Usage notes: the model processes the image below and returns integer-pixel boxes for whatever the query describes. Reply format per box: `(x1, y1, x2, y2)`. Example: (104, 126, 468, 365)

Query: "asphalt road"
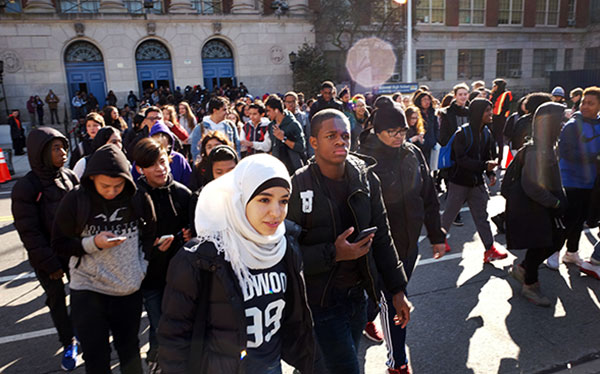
(0, 159, 599, 374)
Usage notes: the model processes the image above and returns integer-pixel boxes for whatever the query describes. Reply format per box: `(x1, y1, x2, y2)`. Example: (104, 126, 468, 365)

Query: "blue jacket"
(559, 112, 600, 189)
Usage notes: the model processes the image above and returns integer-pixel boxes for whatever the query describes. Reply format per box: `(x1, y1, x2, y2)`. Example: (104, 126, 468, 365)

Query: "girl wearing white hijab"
(158, 154, 315, 374)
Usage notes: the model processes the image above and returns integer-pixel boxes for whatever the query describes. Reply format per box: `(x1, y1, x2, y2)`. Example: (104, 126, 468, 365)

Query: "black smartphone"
(354, 227, 377, 243)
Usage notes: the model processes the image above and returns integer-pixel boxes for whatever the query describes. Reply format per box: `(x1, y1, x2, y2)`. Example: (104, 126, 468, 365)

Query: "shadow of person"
(504, 253, 600, 374)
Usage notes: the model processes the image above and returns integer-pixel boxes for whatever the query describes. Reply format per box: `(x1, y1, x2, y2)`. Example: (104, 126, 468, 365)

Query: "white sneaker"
(563, 251, 583, 266)
(545, 251, 560, 270)
(580, 261, 600, 280)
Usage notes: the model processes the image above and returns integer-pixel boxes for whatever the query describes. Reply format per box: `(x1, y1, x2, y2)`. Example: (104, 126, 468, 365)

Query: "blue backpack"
(438, 124, 488, 169)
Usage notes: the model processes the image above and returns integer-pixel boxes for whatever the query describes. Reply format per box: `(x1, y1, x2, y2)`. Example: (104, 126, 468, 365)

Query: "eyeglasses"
(385, 129, 407, 137)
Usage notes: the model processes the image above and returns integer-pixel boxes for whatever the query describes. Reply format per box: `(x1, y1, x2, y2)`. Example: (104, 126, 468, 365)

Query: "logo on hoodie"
(94, 207, 127, 223)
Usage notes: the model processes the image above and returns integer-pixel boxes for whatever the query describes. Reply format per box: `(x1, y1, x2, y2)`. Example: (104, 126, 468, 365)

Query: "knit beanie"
(372, 100, 408, 133)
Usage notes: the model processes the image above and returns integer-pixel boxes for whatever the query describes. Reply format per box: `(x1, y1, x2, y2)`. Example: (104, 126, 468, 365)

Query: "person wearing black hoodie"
(132, 137, 192, 372)
(52, 144, 156, 374)
(441, 98, 508, 263)
(359, 101, 446, 373)
(11, 127, 80, 371)
(308, 81, 344, 121)
(506, 102, 567, 307)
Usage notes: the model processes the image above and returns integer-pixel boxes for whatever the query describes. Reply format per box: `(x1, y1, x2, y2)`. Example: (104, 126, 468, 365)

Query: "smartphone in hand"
(354, 227, 377, 243)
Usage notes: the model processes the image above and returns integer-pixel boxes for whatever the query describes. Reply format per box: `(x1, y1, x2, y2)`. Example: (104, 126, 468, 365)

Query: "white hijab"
(190, 153, 291, 288)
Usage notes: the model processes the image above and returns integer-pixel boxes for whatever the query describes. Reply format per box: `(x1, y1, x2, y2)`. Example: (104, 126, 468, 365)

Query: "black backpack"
(500, 144, 529, 199)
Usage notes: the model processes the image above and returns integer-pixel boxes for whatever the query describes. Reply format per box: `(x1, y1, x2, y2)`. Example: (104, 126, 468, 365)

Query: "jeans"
(311, 286, 367, 374)
(442, 182, 494, 250)
(34, 268, 74, 348)
(141, 287, 164, 360)
(71, 289, 143, 374)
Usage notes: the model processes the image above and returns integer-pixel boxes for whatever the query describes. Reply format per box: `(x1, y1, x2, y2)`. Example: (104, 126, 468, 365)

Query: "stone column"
(169, 0, 194, 13)
(288, 0, 308, 15)
(99, 0, 127, 13)
(23, 0, 55, 13)
(231, 0, 259, 13)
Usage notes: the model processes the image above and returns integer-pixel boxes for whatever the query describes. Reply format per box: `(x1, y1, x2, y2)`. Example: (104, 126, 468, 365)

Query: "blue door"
(136, 59, 174, 94)
(65, 62, 107, 116)
(136, 40, 174, 96)
(202, 39, 236, 92)
(202, 59, 236, 92)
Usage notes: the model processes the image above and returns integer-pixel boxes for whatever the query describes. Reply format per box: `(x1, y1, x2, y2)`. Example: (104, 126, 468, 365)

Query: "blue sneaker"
(61, 342, 78, 371)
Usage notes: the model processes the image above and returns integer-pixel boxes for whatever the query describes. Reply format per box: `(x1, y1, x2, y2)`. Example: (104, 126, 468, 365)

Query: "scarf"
(190, 153, 291, 288)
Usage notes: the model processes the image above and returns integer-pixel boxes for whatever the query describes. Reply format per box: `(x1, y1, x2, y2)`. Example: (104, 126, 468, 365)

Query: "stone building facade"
(0, 0, 315, 118)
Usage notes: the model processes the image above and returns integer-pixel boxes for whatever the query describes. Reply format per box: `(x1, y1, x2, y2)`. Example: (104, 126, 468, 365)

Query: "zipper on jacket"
(312, 166, 340, 308)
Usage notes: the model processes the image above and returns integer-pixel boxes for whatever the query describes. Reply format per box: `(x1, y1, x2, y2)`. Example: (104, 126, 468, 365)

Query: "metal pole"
(406, 0, 413, 82)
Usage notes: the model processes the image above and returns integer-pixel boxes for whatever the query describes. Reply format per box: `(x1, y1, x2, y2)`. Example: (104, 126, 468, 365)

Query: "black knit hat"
(372, 100, 408, 133)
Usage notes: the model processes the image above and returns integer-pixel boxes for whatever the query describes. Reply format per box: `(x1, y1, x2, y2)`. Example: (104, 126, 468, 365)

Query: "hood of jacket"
(149, 121, 174, 154)
(468, 98, 492, 133)
(81, 144, 136, 196)
(532, 102, 566, 149)
(26, 127, 69, 180)
(91, 126, 120, 153)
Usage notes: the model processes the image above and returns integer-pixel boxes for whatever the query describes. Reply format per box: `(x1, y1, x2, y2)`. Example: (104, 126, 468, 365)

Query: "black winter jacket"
(359, 133, 445, 263)
(308, 95, 343, 121)
(506, 103, 567, 250)
(157, 221, 315, 374)
(449, 101, 496, 187)
(509, 114, 532, 150)
(287, 154, 408, 307)
(439, 101, 469, 146)
(12, 127, 79, 275)
(137, 175, 192, 289)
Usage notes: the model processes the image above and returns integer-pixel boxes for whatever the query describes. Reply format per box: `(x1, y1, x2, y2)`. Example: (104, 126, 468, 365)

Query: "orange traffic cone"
(0, 148, 12, 183)
(504, 149, 514, 169)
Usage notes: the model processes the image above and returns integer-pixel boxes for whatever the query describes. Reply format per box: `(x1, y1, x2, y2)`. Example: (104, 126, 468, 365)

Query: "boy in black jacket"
(52, 144, 156, 374)
(12, 127, 79, 371)
(287, 109, 411, 374)
(132, 137, 192, 371)
(441, 98, 507, 263)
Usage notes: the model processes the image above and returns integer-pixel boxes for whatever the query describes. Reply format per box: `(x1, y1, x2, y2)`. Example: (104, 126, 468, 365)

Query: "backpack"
(438, 124, 488, 170)
(500, 144, 529, 199)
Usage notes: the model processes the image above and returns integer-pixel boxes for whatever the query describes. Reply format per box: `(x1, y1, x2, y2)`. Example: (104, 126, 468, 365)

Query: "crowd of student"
(9, 78, 600, 374)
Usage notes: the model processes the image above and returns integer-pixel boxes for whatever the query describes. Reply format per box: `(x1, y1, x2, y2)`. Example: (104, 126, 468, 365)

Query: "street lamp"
(393, 0, 413, 82)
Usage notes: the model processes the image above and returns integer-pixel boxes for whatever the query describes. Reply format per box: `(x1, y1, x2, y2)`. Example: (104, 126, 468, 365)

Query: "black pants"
(563, 188, 592, 253)
(50, 108, 59, 124)
(492, 116, 505, 166)
(71, 289, 143, 374)
(522, 225, 565, 285)
(34, 268, 74, 348)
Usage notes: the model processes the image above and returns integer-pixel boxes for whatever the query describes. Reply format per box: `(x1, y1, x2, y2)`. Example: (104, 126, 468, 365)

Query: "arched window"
(202, 40, 233, 59)
(64, 41, 103, 63)
(136, 40, 170, 61)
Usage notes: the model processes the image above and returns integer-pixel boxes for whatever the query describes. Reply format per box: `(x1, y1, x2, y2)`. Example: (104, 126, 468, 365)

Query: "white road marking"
(0, 328, 56, 345)
(0, 272, 36, 283)
(0, 312, 148, 345)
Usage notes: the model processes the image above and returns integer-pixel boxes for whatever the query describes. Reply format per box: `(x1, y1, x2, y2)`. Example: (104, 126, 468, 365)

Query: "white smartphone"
(107, 236, 127, 242)
(157, 234, 174, 245)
